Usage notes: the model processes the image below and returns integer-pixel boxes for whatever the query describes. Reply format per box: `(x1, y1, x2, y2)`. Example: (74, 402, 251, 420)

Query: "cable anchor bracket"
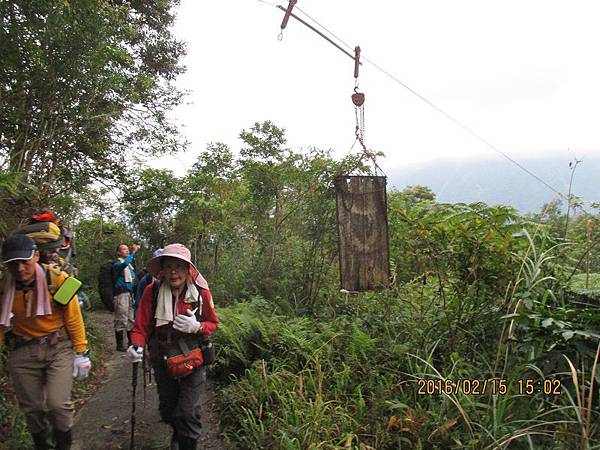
(278, 0, 298, 40)
(351, 46, 365, 106)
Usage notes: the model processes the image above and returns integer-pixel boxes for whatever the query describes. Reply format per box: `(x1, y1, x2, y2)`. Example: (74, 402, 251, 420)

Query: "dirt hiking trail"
(72, 310, 224, 450)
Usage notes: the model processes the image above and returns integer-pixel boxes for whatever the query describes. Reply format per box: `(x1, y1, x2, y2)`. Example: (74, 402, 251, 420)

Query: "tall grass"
(210, 223, 600, 449)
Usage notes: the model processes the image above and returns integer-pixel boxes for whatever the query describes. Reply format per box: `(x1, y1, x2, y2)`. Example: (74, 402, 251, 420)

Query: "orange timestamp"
(416, 378, 562, 396)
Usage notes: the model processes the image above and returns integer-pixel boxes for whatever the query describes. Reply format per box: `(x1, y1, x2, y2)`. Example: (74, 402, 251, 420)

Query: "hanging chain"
(349, 48, 385, 177)
(360, 102, 365, 146)
(353, 91, 372, 167)
(353, 80, 366, 151)
(356, 106, 366, 150)
(352, 90, 384, 177)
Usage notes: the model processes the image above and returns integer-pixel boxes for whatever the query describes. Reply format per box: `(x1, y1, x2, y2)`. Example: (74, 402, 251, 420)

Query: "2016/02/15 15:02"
(416, 378, 562, 395)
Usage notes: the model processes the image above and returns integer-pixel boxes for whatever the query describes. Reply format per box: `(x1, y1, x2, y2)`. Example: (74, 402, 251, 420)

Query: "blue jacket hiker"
(112, 243, 140, 351)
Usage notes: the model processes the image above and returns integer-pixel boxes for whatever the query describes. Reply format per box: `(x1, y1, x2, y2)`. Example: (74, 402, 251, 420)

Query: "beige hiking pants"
(113, 292, 134, 332)
(8, 338, 75, 433)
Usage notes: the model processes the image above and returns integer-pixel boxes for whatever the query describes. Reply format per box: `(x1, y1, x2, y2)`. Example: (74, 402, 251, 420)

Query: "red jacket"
(131, 280, 219, 348)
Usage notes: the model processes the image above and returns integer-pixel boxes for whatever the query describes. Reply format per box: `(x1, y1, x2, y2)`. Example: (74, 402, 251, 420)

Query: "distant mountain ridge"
(389, 155, 599, 213)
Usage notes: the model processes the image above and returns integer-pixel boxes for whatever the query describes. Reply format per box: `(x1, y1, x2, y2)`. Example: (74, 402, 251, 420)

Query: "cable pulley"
(352, 87, 365, 107)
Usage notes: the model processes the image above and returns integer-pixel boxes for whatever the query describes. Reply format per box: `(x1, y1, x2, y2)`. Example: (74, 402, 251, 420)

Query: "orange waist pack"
(163, 338, 203, 378)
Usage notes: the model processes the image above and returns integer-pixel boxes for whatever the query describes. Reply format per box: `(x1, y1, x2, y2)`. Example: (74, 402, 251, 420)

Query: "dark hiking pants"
(151, 360, 203, 440)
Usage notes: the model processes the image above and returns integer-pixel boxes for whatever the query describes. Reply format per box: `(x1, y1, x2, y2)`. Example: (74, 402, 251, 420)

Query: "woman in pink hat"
(128, 243, 219, 450)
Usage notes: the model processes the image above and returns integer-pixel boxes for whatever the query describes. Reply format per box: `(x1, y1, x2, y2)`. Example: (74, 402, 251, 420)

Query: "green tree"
(121, 168, 183, 249)
(173, 143, 249, 299)
(399, 184, 436, 203)
(0, 0, 186, 222)
(237, 122, 298, 298)
(72, 217, 135, 300)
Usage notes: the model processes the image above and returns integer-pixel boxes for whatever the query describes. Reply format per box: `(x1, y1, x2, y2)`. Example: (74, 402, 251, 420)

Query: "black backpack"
(133, 268, 148, 298)
(97, 261, 116, 312)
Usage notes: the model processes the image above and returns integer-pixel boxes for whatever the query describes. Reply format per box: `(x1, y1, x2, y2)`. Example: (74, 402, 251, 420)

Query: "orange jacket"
(0, 264, 87, 353)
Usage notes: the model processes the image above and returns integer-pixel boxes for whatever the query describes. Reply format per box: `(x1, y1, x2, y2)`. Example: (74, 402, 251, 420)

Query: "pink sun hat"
(146, 243, 208, 290)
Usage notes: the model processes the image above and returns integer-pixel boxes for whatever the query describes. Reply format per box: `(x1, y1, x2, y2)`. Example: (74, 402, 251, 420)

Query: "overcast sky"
(150, 0, 600, 181)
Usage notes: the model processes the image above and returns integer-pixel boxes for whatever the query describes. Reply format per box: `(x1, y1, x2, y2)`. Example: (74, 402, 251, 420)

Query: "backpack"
(133, 268, 148, 299)
(44, 263, 64, 295)
(97, 261, 116, 312)
(16, 221, 64, 252)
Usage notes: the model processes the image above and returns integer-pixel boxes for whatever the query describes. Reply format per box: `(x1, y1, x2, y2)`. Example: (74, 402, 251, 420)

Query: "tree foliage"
(109, 121, 366, 306)
(0, 0, 186, 223)
(121, 168, 182, 249)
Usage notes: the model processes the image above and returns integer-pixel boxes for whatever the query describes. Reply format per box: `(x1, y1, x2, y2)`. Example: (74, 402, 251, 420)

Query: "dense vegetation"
(4, 118, 599, 449)
(1, 2, 599, 449)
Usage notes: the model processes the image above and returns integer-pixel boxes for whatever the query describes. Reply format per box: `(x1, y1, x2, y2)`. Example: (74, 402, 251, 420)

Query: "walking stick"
(147, 347, 153, 385)
(142, 355, 147, 407)
(130, 362, 139, 450)
(148, 354, 153, 385)
(143, 346, 152, 406)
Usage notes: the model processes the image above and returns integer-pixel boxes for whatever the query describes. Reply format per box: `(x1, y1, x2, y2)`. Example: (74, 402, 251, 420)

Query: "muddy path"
(72, 310, 224, 450)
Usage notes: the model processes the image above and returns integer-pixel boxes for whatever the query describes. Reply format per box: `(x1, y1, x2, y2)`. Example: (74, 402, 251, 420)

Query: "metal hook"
(278, 31, 284, 41)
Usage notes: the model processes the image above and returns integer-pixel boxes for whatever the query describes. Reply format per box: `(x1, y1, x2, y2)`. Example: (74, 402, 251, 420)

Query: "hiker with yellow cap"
(0, 234, 90, 450)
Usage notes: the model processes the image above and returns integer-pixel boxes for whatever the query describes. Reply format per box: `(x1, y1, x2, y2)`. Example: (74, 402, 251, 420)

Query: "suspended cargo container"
(334, 175, 390, 291)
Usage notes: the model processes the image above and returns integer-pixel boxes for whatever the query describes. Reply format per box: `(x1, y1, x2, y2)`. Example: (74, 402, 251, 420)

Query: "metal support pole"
(276, 5, 362, 64)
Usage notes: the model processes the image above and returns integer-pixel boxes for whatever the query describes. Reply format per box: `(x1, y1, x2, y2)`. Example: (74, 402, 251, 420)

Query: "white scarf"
(118, 258, 133, 283)
(0, 264, 53, 327)
(154, 280, 201, 326)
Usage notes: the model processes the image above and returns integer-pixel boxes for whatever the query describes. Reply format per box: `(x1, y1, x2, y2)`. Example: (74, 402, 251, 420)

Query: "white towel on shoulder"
(118, 258, 133, 283)
(154, 280, 200, 327)
(0, 265, 53, 327)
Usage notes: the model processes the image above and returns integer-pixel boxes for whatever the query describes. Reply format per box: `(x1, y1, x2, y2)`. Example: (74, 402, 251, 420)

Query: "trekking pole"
(142, 352, 147, 407)
(144, 346, 152, 383)
(146, 347, 153, 385)
(130, 362, 139, 450)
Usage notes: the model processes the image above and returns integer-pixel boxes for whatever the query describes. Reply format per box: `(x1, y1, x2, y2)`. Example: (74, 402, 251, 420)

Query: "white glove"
(127, 345, 144, 364)
(73, 354, 91, 380)
(173, 309, 202, 334)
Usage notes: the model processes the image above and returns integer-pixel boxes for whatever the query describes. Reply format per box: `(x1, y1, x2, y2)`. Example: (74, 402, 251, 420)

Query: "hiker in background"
(58, 224, 76, 270)
(0, 235, 91, 450)
(127, 243, 219, 450)
(112, 243, 140, 351)
(133, 248, 163, 318)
